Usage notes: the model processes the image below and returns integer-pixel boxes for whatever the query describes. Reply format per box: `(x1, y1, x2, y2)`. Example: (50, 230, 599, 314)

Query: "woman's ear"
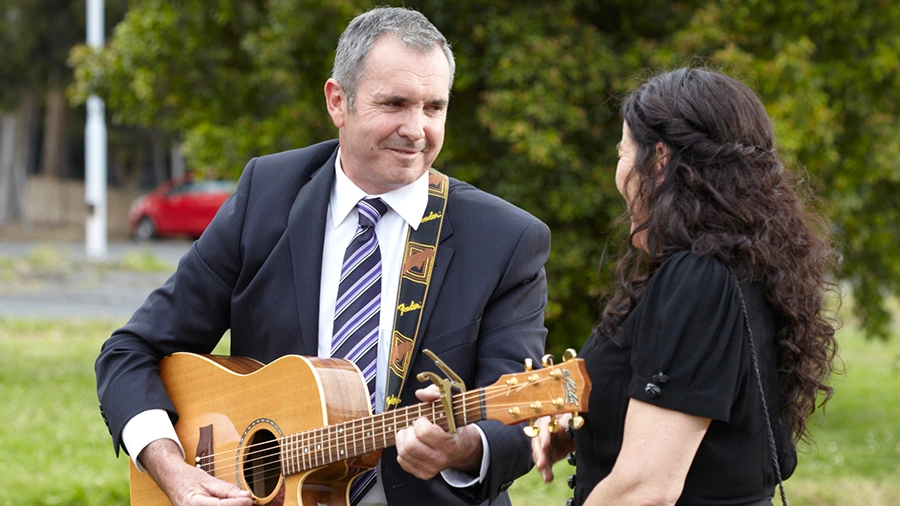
(653, 142, 671, 172)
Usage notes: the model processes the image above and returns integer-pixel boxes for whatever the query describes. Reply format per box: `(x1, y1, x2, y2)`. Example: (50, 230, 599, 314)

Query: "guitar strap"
(383, 169, 449, 410)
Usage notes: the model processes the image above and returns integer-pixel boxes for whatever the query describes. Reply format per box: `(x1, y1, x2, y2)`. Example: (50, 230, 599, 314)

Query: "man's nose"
(397, 108, 426, 141)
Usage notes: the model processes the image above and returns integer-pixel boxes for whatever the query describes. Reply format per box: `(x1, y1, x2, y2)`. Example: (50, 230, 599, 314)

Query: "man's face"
(325, 35, 451, 195)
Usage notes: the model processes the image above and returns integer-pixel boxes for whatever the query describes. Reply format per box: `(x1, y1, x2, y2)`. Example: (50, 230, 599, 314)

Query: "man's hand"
(139, 438, 253, 506)
(394, 385, 484, 480)
(530, 413, 575, 483)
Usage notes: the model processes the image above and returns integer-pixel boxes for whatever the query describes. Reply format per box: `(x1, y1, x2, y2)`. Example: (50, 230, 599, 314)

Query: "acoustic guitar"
(129, 352, 590, 505)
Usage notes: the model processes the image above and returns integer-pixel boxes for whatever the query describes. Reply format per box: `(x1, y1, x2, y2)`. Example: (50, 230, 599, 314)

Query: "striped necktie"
(331, 197, 387, 505)
(332, 197, 388, 408)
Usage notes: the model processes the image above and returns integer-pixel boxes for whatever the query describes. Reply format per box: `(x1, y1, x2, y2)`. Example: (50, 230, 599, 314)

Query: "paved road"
(0, 239, 193, 321)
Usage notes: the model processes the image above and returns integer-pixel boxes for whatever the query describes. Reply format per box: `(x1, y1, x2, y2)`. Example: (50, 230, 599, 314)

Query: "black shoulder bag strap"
(729, 268, 788, 506)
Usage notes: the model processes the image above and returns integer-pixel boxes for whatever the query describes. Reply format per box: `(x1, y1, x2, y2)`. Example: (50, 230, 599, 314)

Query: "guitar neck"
(280, 389, 484, 475)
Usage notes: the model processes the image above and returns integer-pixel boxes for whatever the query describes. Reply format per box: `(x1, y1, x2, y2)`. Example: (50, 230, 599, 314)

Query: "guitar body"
(129, 353, 380, 506)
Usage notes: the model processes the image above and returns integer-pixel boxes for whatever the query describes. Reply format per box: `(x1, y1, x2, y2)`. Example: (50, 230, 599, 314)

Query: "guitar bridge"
(195, 424, 214, 475)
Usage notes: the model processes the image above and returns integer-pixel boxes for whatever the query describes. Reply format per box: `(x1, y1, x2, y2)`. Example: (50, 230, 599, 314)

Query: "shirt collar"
(330, 146, 429, 230)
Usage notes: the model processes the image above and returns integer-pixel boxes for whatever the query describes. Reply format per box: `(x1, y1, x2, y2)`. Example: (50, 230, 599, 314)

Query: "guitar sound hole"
(243, 428, 282, 497)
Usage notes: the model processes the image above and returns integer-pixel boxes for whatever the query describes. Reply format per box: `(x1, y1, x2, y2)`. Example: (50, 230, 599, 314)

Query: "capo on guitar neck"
(416, 349, 466, 433)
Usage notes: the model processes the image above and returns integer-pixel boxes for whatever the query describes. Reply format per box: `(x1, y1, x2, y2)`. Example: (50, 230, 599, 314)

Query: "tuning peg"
(562, 349, 577, 362)
(541, 354, 555, 368)
(568, 414, 584, 430)
(523, 419, 540, 438)
(524, 358, 533, 372)
(549, 415, 559, 433)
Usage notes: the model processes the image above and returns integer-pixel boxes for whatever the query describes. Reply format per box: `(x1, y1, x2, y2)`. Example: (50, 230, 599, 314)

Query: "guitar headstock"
(482, 349, 590, 437)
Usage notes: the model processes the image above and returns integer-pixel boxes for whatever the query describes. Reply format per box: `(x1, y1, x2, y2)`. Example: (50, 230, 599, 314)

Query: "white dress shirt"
(121, 148, 489, 504)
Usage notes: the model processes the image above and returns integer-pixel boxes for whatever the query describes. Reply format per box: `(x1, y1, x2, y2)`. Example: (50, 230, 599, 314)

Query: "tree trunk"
(40, 85, 69, 178)
(40, 83, 71, 224)
(0, 92, 37, 228)
(150, 128, 168, 185)
(170, 140, 186, 179)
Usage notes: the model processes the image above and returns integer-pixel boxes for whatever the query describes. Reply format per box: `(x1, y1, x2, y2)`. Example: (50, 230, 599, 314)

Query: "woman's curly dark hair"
(598, 68, 840, 444)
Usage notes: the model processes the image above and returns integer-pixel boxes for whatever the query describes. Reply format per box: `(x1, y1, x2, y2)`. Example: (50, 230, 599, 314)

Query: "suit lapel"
(288, 148, 338, 355)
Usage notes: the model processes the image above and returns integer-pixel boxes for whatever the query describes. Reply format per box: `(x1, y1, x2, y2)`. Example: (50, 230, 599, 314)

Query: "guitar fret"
(291, 432, 297, 474)
(287, 433, 295, 475)
(352, 419, 359, 457)
(360, 419, 366, 454)
(311, 429, 316, 468)
(337, 424, 344, 461)
(296, 433, 301, 473)
(281, 435, 289, 476)
(296, 432, 301, 472)
(478, 388, 487, 420)
(462, 393, 467, 426)
(315, 428, 321, 468)
(302, 430, 309, 471)
(327, 425, 333, 465)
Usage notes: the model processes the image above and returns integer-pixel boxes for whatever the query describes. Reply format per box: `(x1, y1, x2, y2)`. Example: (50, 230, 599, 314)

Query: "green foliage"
(69, 0, 360, 178)
(69, 1, 900, 348)
(0, 0, 43, 109)
(1, 0, 127, 110)
(657, 0, 900, 340)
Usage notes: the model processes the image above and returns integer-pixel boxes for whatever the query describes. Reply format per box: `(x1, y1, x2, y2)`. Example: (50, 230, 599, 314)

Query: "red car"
(128, 174, 237, 240)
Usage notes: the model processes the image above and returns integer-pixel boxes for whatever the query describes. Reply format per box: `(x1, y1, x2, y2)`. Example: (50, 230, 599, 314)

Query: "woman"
(533, 68, 839, 505)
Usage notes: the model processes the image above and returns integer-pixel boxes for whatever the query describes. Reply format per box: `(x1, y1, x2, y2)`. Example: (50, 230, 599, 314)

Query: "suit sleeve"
(94, 158, 257, 455)
(456, 219, 551, 503)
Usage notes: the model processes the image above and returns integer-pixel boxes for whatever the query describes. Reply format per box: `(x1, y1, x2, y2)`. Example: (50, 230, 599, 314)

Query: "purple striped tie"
(332, 197, 386, 505)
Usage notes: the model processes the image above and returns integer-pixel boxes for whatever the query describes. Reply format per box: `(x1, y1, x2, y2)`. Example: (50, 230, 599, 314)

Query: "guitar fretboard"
(280, 389, 485, 475)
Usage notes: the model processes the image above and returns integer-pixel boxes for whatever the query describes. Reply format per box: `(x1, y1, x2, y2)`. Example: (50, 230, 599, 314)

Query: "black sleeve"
(627, 251, 744, 422)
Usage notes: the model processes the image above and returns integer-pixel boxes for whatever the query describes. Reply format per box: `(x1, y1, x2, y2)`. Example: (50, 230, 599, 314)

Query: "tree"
(0, 1, 42, 226)
(656, 0, 900, 339)
(70, 0, 358, 179)
(0, 0, 129, 228)
(71, 0, 900, 349)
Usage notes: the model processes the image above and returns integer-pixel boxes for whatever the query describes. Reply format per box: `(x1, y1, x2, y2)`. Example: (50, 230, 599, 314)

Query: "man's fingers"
(414, 384, 442, 402)
(203, 477, 252, 500)
(395, 417, 451, 479)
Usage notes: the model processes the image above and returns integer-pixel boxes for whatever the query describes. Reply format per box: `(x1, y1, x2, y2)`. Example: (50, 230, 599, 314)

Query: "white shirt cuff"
(440, 424, 490, 487)
(121, 409, 184, 473)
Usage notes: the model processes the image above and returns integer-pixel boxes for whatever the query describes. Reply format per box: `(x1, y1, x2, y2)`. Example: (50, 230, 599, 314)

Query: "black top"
(572, 251, 796, 505)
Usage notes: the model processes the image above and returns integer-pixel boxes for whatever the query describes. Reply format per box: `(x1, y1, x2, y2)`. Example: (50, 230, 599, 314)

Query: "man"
(96, 6, 549, 506)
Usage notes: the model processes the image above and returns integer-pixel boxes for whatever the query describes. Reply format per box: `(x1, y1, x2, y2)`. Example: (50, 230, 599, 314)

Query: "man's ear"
(653, 142, 671, 172)
(324, 78, 347, 128)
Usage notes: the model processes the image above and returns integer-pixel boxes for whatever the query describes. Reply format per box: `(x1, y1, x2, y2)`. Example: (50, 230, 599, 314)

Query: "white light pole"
(85, 0, 107, 260)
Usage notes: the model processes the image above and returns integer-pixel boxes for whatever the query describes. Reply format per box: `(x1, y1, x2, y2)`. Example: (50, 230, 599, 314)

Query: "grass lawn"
(0, 319, 898, 505)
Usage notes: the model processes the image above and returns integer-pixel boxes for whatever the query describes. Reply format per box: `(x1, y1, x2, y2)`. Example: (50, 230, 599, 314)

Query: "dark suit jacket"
(96, 139, 550, 505)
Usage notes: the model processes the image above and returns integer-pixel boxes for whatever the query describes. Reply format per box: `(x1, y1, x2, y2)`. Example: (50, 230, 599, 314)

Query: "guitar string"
(217, 389, 577, 482)
(199, 389, 481, 475)
(196, 374, 578, 480)
(200, 375, 575, 479)
(208, 376, 576, 482)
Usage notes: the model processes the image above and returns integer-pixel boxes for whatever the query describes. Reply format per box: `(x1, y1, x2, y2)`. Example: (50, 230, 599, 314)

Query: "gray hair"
(332, 6, 455, 110)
